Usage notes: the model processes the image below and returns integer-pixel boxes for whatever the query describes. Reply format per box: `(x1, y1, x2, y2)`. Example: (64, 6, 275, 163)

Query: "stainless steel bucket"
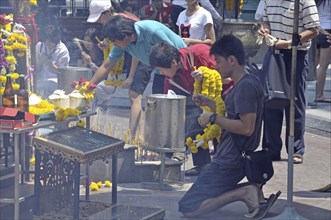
(57, 67, 93, 94)
(144, 94, 186, 151)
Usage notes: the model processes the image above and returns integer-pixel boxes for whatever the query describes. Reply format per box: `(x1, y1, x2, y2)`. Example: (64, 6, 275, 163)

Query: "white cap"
(87, 0, 112, 23)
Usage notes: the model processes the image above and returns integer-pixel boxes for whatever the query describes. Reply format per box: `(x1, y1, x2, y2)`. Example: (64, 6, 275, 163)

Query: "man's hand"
(182, 38, 192, 45)
(121, 77, 133, 89)
(258, 27, 270, 36)
(193, 94, 215, 110)
(98, 40, 110, 50)
(327, 33, 331, 47)
(199, 111, 213, 127)
(191, 69, 203, 80)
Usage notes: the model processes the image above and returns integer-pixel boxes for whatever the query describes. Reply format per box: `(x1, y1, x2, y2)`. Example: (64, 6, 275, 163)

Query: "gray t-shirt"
(212, 74, 264, 169)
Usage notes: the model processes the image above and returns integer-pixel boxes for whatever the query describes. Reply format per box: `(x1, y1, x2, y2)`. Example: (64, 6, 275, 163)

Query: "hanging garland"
(186, 66, 225, 153)
(103, 40, 125, 87)
(0, 14, 30, 95)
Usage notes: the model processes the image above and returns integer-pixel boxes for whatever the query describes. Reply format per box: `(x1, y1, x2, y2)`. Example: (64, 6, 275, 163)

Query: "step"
(0, 165, 15, 190)
(0, 182, 34, 219)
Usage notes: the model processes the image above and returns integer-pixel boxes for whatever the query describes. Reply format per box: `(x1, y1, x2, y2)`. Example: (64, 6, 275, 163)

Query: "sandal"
(185, 166, 203, 176)
(293, 156, 303, 164)
(171, 152, 187, 162)
(315, 97, 331, 103)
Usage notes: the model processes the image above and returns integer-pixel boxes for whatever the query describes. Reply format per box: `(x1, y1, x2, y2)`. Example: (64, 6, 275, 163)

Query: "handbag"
(247, 48, 290, 109)
(242, 149, 274, 185)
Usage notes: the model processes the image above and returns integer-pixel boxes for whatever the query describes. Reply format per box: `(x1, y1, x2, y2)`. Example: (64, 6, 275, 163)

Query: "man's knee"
(129, 90, 141, 101)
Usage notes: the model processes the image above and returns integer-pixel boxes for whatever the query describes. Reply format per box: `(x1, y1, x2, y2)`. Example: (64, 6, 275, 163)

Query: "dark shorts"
(129, 62, 152, 95)
(178, 162, 245, 213)
(316, 30, 331, 49)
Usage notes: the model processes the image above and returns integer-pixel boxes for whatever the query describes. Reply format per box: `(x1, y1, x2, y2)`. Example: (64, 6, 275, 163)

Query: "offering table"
(0, 112, 96, 219)
(32, 126, 125, 219)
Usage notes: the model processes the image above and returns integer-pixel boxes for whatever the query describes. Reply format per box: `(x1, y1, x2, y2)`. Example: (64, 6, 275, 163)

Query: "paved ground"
(3, 65, 329, 219)
(84, 66, 331, 219)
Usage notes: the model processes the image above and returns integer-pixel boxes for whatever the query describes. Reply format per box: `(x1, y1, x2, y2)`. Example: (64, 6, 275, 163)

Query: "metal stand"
(140, 146, 185, 191)
(265, 1, 307, 219)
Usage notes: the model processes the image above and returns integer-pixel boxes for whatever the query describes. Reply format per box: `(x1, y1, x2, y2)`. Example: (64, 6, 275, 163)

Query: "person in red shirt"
(149, 42, 217, 176)
(140, 0, 173, 28)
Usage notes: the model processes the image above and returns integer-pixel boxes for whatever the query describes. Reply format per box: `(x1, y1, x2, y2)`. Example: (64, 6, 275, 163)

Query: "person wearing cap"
(87, 0, 151, 140)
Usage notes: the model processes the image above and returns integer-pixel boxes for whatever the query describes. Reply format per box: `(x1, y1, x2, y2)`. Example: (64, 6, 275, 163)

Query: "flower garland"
(29, 0, 38, 6)
(71, 78, 97, 101)
(55, 108, 82, 121)
(186, 66, 225, 153)
(103, 40, 125, 87)
(29, 100, 57, 115)
(0, 14, 30, 95)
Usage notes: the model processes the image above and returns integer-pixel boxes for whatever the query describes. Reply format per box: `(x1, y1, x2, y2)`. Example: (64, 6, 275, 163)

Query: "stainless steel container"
(57, 67, 93, 94)
(144, 94, 186, 152)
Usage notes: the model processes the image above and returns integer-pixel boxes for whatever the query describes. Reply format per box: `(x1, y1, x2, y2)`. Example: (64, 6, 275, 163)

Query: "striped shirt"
(263, 0, 319, 50)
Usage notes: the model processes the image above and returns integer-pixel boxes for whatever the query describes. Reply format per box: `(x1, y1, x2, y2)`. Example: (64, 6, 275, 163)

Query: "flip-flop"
(315, 98, 331, 103)
(253, 191, 281, 220)
(293, 156, 303, 164)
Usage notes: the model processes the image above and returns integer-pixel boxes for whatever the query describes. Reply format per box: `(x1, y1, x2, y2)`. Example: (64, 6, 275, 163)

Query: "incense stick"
(73, 38, 83, 51)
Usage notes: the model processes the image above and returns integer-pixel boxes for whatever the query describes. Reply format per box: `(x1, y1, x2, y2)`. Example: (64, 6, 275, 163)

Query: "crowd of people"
(32, 0, 330, 218)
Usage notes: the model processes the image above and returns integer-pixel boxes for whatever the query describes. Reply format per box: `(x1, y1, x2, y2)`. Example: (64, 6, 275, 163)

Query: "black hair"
(44, 25, 61, 44)
(84, 27, 101, 45)
(210, 35, 245, 65)
(149, 42, 180, 68)
(111, 0, 124, 13)
(103, 15, 135, 41)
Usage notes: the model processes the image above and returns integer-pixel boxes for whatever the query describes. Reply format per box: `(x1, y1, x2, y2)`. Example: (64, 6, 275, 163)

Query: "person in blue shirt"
(90, 16, 186, 139)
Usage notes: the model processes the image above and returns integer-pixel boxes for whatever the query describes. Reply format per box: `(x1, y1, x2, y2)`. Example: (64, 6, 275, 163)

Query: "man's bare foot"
(242, 184, 260, 219)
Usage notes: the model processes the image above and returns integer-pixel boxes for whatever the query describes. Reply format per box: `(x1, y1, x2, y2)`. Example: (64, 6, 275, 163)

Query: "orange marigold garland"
(186, 66, 225, 153)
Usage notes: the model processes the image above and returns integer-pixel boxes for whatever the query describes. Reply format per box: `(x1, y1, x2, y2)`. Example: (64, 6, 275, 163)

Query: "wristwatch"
(209, 113, 217, 125)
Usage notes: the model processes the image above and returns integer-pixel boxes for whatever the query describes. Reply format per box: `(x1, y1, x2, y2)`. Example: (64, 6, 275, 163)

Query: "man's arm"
(90, 58, 116, 85)
(200, 111, 256, 136)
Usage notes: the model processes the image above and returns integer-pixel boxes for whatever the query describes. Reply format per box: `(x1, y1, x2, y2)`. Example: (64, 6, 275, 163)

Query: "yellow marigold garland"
(186, 66, 225, 153)
(103, 40, 125, 87)
(55, 108, 82, 121)
(29, 100, 57, 114)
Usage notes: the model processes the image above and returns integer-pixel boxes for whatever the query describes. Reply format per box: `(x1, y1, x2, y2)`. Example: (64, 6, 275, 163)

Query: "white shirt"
(177, 7, 213, 41)
(36, 41, 70, 82)
(263, 0, 319, 50)
(172, 0, 222, 20)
